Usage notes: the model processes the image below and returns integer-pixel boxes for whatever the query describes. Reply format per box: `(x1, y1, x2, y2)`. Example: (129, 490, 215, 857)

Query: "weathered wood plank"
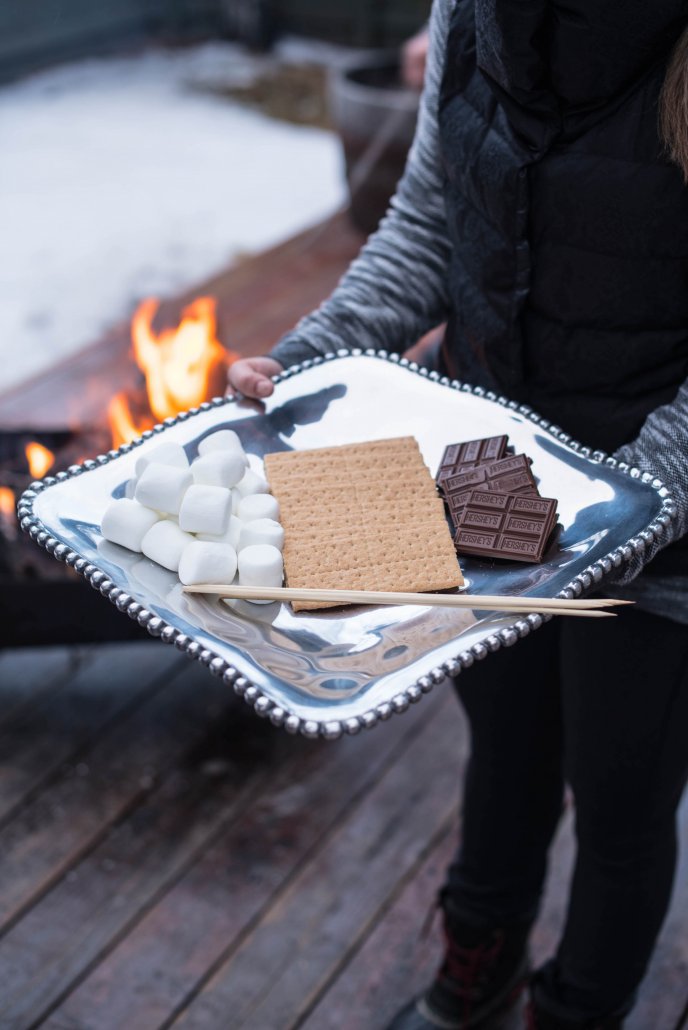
(170, 691, 468, 1030)
(0, 651, 230, 931)
(0, 677, 291, 1029)
(0, 645, 81, 730)
(0, 642, 180, 826)
(1, 644, 682, 1030)
(36, 692, 450, 1030)
(301, 823, 456, 1030)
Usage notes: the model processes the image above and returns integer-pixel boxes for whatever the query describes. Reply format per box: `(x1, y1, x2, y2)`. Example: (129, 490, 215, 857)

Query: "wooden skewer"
(183, 584, 632, 618)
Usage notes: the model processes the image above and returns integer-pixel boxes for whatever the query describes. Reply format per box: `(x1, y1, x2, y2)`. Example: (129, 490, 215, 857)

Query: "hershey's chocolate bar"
(444, 453, 535, 494)
(443, 454, 538, 524)
(454, 490, 558, 563)
(436, 435, 509, 487)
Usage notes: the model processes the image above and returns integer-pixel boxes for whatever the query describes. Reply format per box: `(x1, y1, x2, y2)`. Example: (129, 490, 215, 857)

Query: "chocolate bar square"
(436, 435, 509, 490)
(454, 490, 558, 563)
(443, 454, 539, 526)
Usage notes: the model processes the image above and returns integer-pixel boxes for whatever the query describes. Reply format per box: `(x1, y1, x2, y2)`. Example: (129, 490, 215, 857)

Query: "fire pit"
(1, 207, 368, 648)
(0, 427, 141, 648)
(0, 296, 237, 648)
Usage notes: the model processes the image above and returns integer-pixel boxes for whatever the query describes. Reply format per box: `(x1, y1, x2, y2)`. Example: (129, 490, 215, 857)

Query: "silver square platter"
(19, 351, 675, 740)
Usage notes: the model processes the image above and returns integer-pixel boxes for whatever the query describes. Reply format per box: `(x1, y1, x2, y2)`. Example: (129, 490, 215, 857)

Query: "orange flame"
(107, 296, 236, 448)
(25, 442, 55, 478)
(108, 393, 154, 449)
(134, 296, 230, 420)
(0, 486, 15, 519)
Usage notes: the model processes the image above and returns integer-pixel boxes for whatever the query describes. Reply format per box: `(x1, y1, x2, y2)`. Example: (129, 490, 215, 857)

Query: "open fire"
(25, 441, 55, 479)
(2, 294, 238, 532)
(0, 486, 16, 540)
(109, 296, 235, 446)
(1, 292, 241, 644)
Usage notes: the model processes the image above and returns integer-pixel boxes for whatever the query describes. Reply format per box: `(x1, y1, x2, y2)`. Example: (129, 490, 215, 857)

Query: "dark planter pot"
(329, 55, 419, 235)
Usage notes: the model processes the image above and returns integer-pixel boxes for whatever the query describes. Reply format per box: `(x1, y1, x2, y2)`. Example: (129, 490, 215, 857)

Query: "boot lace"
(438, 925, 505, 1023)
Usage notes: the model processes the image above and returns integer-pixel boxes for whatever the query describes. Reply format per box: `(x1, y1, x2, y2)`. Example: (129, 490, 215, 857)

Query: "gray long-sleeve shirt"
(269, 0, 688, 622)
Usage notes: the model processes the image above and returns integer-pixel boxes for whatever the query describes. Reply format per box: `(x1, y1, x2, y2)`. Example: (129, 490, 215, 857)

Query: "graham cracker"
(264, 437, 463, 610)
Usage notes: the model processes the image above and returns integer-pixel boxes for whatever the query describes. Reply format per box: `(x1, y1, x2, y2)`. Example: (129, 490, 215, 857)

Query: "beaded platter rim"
(18, 348, 677, 741)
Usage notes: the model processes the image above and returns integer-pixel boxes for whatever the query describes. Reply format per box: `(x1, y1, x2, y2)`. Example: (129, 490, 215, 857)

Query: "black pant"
(445, 607, 688, 1021)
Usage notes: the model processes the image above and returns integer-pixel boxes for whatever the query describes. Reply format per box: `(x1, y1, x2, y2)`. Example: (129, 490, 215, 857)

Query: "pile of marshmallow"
(100, 430, 284, 601)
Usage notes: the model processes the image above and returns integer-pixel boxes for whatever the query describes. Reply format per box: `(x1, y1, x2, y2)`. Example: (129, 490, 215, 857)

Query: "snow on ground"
(0, 43, 347, 392)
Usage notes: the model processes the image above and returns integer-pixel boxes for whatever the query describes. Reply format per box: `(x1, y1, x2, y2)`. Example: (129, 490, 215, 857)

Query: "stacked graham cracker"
(264, 437, 463, 611)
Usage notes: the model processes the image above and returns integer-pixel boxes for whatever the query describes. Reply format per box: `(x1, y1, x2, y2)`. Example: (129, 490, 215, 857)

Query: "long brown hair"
(660, 27, 688, 182)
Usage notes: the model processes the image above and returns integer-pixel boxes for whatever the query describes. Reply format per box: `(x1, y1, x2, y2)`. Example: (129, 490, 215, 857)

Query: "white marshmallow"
(238, 543, 283, 603)
(198, 430, 246, 459)
(197, 513, 243, 550)
(192, 451, 246, 488)
(101, 498, 160, 552)
(235, 468, 270, 498)
(141, 520, 194, 572)
(135, 462, 192, 515)
(239, 518, 284, 551)
(237, 493, 279, 522)
(135, 442, 189, 478)
(178, 541, 238, 586)
(178, 483, 232, 535)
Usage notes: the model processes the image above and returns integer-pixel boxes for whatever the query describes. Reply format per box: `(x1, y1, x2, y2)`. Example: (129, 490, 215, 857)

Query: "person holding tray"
(227, 3, 688, 1028)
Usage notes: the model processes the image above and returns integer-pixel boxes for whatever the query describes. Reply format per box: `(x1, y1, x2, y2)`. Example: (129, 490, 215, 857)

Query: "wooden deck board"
(0, 648, 213, 931)
(0, 644, 685, 1029)
(0, 645, 83, 730)
(38, 688, 452, 1030)
(0, 642, 181, 828)
(300, 824, 457, 1030)
(170, 690, 466, 1030)
(0, 660, 289, 1027)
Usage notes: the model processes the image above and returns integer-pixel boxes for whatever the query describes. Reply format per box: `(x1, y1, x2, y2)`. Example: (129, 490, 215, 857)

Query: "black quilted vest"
(438, 0, 688, 454)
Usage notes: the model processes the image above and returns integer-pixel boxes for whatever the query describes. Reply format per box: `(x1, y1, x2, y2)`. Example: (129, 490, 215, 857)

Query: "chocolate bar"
(443, 454, 538, 525)
(454, 490, 558, 563)
(436, 435, 508, 488)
